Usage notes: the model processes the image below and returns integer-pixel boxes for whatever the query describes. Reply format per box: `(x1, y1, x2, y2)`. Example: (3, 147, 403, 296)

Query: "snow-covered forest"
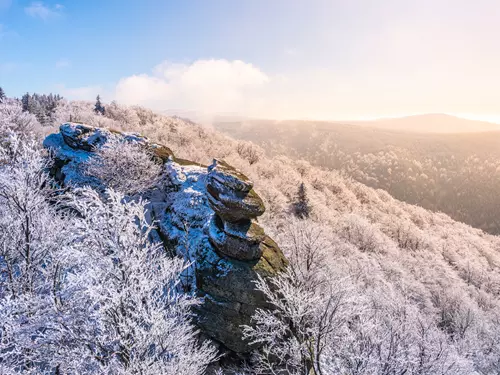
(215, 118, 500, 235)
(2, 93, 500, 374)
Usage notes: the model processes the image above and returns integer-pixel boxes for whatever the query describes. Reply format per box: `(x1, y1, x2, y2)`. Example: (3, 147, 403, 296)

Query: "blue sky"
(1, 0, 500, 121)
(0, 1, 338, 92)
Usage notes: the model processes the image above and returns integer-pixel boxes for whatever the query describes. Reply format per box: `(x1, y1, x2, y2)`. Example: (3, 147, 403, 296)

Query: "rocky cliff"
(43, 123, 288, 353)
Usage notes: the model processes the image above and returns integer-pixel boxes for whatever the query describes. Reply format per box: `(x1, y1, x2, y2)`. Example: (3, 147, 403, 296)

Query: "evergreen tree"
(20, 92, 63, 125)
(0, 86, 5, 103)
(293, 182, 311, 219)
(94, 94, 105, 115)
(21, 93, 31, 112)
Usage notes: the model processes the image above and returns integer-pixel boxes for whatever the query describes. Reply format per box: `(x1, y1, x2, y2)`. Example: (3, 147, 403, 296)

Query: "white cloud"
(55, 58, 71, 68)
(111, 59, 373, 119)
(110, 56, 500, 121)
(25, 2, 63, 21)
(115, 59, 269, 114)
(112, 58, 378, 120)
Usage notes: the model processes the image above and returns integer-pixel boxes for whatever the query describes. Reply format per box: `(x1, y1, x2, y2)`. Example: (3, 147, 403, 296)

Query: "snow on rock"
(60, 122, 147, 151)
(43, 123, 288, 354)
(43, 132, 97, 187)
(159, 160, 213, 263)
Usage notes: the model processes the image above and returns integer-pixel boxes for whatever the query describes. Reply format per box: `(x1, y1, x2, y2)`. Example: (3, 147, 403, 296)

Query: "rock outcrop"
(46, 122, 173, 167)
(44, 123, 288, 354)
(197, 160, 287, 352)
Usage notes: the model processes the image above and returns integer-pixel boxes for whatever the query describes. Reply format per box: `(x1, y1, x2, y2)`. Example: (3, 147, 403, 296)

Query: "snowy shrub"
(84, 138, 161, 194)
(236, 140, 264, 165)
(336, 213, 394, 253)
(0, 99, 40, 142)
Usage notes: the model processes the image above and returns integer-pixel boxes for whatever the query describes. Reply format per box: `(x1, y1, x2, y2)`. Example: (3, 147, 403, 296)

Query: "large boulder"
(60, 123, 109, 151)
(206, 186, 265, 222)
(45, 123, 174, 186)
(207, 159, 254, 192)
(149, 143, 174, 163)
(60, 122, 153, 149)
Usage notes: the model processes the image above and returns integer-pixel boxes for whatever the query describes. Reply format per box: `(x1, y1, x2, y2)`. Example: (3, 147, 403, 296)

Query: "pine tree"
(94, 94, 105, 115)
(293, 182, 311, 219)
(21, 93, 30, 112)
(0, 87, 5, 103)
(20, 92, 62, 125)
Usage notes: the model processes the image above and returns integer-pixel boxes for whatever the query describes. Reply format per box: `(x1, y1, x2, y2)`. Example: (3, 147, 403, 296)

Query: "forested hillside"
(2, 96, 500, 374)
(214, 118, 500, 234)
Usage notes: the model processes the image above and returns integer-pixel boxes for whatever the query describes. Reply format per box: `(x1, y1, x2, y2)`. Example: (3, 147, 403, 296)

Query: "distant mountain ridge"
(164, 111, 500, 134)
(346, 113, 500, 133)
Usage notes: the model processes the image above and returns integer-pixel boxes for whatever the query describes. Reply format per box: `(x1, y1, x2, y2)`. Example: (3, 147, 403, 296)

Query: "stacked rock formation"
(196, 160, 288, 353)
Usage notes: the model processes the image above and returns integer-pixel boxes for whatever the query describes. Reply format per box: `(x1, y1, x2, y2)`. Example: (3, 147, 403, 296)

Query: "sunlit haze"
(1, 0, 500, 122)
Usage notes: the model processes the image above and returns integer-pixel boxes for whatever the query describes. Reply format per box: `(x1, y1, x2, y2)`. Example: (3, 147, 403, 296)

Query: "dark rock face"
(44, 125, 288, 355)
(198, 159, 287, 353)
(60, 123, 107, 151)
(149, 143, 174, 163)
(196, 241, 287, 353)
(208, 216, 264, 261)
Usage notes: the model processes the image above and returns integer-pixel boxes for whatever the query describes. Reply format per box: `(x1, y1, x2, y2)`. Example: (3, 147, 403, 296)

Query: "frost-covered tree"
(0, 99, 40, 143)
(244, 220, 474, 375)
(0, 138, 81, 373)
(20, 92, 62, 126)
(236, 140, 263, 165)
(0, 86, 5, 102)
(66, 188, 217, 374)
(244, 220, 350, 375)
